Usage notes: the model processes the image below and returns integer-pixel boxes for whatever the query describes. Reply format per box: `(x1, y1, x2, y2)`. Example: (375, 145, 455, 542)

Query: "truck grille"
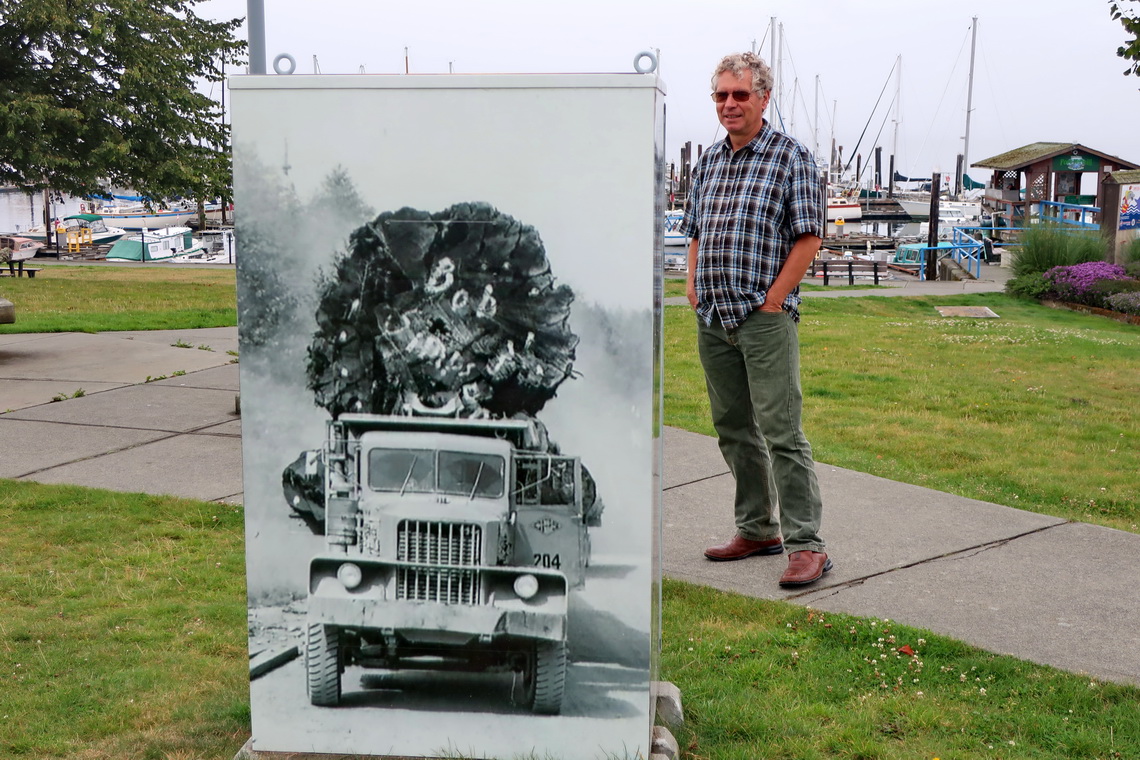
(396, 521, 483, 605)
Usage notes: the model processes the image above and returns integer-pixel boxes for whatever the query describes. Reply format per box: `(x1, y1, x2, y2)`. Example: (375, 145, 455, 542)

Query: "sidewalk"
(3, 271, 1138, 688)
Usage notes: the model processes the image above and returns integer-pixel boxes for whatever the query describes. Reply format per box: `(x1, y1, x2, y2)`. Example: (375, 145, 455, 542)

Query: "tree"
(1111, 1, 1140, 76)
(0, 0, 245, 201)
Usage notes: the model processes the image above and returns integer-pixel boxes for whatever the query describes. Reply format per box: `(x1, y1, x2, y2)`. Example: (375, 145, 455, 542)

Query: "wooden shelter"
(972, 142, 1139, 225)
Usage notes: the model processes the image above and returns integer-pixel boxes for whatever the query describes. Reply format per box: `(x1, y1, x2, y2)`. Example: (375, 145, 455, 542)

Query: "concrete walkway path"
(4, 264, 1137, 689)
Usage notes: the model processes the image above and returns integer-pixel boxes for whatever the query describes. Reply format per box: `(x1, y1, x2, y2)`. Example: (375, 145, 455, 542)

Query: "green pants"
(696, 309, 825, 554)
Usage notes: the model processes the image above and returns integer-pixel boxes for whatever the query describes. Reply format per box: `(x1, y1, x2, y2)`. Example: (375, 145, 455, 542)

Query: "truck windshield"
(439, 451, 505, 499)
(369, 448, 435, 493)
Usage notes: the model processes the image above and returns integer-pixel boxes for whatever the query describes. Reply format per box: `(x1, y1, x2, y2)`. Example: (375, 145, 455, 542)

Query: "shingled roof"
(973, 142, 1139, 171)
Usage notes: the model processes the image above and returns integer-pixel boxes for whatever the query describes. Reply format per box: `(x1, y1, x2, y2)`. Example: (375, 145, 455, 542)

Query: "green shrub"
(1004, 272, 1052, 300)
(1106, 290, 1140, 315)
(1122, 236, 1140, 265)
(1011, 224, 1107, 277)
(1087, 277, 1140, 307)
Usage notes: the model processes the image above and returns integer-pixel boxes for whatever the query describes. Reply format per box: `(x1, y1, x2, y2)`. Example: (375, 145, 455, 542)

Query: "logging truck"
(302, 413, 601, 714)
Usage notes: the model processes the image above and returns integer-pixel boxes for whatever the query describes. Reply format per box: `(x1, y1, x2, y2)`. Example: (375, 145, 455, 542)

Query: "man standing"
(679, 52, 830, 587)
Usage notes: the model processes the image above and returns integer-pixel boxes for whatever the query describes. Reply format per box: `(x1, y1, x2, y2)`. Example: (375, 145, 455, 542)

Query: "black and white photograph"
(230, 74, 664, 758)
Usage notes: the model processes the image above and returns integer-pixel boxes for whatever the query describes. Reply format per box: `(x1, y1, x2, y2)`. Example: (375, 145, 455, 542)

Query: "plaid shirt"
(680, 122, 823, 327)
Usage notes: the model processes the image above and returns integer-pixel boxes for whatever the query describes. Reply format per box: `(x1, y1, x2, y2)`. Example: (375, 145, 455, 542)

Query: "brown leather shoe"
(704, 534, 784, 561)
(778, 551, 832, 586)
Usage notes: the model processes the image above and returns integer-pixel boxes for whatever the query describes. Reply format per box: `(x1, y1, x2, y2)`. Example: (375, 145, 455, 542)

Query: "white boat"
(897, 196, 982, 221)
(169, 228, 236, 263)
(0, 235, 45, 263)
(94, 202, 197, 229)
(827, 196, 862, 222)
(21, 213, 128, 245)
(663, 209, 689, 247)
(105, 227, 206, 262)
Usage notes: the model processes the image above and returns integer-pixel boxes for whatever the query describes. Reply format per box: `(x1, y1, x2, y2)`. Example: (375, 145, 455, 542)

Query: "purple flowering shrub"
(1042, 262, 1132, 307)
(1106, 291, 1140, 316)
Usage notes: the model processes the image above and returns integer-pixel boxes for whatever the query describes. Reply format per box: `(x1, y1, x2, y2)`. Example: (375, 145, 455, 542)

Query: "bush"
(1004, 272, 1052, 301)
(1106, 291, 1140, 315)
(1012, 224, 1107, 277)
(1042, 261, 1132, 307)
(1122, 236, 1140, 265)
(1087, 277, 1140, 302)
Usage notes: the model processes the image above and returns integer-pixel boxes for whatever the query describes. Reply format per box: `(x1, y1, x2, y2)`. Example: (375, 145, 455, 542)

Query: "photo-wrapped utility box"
(229, 73, 665, 759)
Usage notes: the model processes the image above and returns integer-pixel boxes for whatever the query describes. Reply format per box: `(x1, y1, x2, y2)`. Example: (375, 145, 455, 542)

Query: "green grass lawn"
(4, 266, 1140, 758)
(0, 265, 237, 333)
(3, 480, 1138, 759)
(665, 294, 1140, 534)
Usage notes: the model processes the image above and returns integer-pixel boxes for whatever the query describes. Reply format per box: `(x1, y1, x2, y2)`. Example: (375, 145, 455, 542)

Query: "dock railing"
(1036, 201, 1100, 229)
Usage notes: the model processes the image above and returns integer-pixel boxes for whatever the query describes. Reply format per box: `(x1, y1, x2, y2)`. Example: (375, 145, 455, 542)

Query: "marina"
(0, 191, 235, 264)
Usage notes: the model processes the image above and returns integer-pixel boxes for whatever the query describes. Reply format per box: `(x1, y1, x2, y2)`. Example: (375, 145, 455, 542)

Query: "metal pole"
(247, 0, 266, 74)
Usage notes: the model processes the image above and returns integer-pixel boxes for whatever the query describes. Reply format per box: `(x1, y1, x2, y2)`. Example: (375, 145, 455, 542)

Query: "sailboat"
(895, 17, 983, 220)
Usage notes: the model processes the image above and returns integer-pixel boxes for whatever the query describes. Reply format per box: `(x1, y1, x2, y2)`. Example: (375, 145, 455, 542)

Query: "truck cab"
(304, 414, 596, 714)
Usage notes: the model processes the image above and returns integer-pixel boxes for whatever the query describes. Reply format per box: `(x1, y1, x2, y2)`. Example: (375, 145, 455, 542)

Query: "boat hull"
(0, 236, 44, 262)
(897, 197, 981, 220)
(106, 227, 204, 261)
(826, 201, 862, 222)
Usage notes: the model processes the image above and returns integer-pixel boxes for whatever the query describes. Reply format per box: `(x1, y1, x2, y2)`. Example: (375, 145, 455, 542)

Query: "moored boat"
(827, 196, 863, 222)
(105, 227, 205, 262)
(94, 201, 197, 229)
(896, 196, 982, 221)
(0, 235, 45, 263)
(21, 213, 128, 245)
(663, 209, 689, 247)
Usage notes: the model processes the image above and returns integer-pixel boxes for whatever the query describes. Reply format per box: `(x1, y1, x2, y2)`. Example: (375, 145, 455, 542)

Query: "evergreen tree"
(0, 0, 245, 200)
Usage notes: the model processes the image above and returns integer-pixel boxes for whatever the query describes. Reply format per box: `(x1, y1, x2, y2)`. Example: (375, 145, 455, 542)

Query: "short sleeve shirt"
(680, 122, 823, 327)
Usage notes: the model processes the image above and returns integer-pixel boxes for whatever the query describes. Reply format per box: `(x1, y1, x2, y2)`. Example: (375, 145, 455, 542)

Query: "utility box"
(230, 73, 664, 759)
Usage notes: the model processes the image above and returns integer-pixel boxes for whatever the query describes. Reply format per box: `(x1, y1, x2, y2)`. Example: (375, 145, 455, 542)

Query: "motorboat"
(663, 209, 689, 247)
(0, 235, 44, 263)
(896, 196, 982, 221)
(827, 195, 863, 222)
(105, 227, 206, 262)
(21, 213, 128, 245)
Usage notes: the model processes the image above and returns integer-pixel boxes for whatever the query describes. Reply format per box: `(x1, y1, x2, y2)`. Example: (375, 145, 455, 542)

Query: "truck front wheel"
(306, 623, 342, 706)
(529, 639, 567, 715)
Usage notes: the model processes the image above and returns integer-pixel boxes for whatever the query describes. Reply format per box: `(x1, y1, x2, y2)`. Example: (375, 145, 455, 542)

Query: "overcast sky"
(198, 0, 1140, 182)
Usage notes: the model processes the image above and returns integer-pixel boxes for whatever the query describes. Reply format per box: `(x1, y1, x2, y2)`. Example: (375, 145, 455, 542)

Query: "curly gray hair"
(711, 52, 773, 94)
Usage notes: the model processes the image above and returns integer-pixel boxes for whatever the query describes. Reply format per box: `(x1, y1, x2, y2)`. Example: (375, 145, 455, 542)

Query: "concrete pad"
(197, 418, 243, 436)
(795, 522, 1140, 687)
(24, 432, 244, 502)
(0, 331, 232, 383)
(4, 383, 239, 432)
(661, 430, 1065, 600)
(152, 363, 240, 391)
(0, 418, 170, 477)
(0, 332, 53, 348)
(109, 326, 240, 356)
(661, 425, 728, 489)
(0, 379, 127, 411)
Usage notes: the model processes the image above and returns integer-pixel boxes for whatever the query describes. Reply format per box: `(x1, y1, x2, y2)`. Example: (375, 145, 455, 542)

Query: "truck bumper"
(307, 556, 567, 643)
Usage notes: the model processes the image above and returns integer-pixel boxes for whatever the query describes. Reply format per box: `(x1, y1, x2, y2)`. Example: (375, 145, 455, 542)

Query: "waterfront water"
(0, 190, 85, 234)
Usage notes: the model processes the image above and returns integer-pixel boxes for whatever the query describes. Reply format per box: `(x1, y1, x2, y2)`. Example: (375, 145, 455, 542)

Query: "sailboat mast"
(961, 16, 978, 197)
(813, 74, 820, 160)
(891, 55, 901, 167)
(891, 56, 901, 197)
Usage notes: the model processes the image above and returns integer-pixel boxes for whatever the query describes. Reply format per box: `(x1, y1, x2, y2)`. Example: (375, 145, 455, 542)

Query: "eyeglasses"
(711, 89, 754, 103)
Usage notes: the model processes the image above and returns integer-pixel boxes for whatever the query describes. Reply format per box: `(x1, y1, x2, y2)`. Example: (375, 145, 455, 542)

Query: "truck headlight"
(337, 562, 363, 590)
(513, 574, 539, 600)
